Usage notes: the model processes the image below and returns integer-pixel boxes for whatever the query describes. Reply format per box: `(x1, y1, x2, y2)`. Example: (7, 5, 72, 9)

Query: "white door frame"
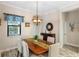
(59, 3, 79, 48)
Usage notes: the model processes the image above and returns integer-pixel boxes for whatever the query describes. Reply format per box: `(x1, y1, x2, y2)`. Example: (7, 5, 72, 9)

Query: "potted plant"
(34, 35, 39, 42)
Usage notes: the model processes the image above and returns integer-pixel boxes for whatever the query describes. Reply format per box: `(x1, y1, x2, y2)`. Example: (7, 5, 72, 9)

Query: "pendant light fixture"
(32, 1, 42, 25)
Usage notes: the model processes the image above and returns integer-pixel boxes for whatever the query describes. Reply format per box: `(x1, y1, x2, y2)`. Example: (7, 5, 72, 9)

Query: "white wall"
(0, 4, 60, 49)
(39, 10, 60, 42)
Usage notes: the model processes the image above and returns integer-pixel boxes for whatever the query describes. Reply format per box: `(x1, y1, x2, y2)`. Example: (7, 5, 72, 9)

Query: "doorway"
(62, 9, 79, 55)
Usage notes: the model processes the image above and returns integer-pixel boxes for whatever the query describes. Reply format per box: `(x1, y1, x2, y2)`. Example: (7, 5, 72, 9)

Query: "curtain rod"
(3, 13, 24, 17)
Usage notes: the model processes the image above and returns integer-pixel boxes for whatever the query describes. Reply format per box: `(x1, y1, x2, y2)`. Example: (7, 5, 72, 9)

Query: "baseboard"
(64, 42, 79, 48)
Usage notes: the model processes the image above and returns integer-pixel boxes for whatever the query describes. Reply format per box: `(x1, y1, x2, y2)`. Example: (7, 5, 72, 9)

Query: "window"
(4, 13, 24, 36)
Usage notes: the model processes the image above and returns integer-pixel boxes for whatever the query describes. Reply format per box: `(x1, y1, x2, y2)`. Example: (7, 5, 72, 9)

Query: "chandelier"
(32, 1, 42, 25)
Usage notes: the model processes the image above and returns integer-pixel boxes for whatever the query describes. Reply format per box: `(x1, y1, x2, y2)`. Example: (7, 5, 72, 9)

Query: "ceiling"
(0, 1, 79, 14)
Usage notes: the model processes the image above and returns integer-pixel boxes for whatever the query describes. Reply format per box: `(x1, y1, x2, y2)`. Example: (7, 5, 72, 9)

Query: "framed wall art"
(25, 22, 30, 27)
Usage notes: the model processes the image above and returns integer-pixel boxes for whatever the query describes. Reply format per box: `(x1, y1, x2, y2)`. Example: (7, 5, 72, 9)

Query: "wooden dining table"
(24, 38, 52, 55)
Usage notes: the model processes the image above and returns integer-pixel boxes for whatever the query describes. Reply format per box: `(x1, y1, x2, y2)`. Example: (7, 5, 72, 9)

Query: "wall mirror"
(46, 22, 53, 31)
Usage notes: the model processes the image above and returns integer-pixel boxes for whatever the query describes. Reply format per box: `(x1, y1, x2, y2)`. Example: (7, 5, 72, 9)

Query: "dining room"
(0, 1, 79, 57)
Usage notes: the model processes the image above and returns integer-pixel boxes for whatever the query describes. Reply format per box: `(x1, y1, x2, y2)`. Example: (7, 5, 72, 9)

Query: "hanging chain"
(36, 1, 38, 17)
(36, 1, 38, 25)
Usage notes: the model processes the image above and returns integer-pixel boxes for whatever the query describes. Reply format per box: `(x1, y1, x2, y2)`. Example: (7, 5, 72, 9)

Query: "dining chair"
(48, 43, 60, 57)
(21, 41, 29, 57)
(47, 37, 55, 44)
